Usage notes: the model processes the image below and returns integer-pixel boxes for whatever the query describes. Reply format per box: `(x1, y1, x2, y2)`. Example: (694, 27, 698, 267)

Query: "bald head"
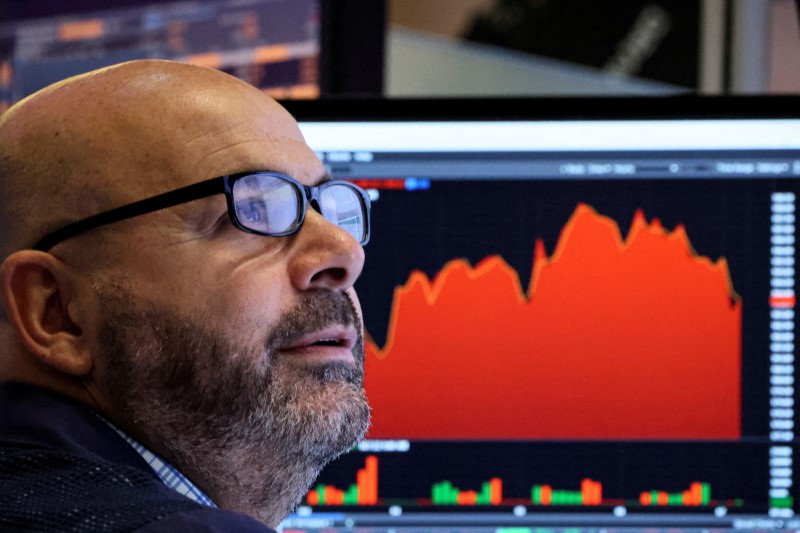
(0, 59, 302, 258)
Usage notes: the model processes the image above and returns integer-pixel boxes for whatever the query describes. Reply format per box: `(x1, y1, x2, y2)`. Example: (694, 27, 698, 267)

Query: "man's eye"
(239, 199, 267, 223)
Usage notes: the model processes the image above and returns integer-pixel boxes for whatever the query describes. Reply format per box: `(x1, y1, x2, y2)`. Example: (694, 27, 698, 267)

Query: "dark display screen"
(281, 98, 800, 532)
(0, 0, 320, 112)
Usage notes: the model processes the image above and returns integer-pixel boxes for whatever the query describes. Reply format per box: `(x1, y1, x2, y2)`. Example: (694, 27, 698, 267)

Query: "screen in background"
(279, 99, 800, 532)
(0, 0, 320, 112)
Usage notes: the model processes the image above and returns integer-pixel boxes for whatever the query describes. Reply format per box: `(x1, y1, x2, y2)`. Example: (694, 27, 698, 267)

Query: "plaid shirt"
(100, 417, 217, 508)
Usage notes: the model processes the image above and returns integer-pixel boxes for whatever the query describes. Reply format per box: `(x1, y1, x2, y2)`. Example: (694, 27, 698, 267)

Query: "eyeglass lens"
(318, 184, 367, 243)
(232, 174, 303, 235)
(231, 173, 368, 243)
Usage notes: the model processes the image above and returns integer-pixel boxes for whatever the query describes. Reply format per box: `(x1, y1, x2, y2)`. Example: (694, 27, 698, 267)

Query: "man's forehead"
(81, 63, 319, 192)
(145, 77, 316, 179)
(167, 127, 324, 188)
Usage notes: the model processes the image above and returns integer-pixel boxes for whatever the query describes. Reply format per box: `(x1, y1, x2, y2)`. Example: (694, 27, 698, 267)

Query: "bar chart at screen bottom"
(298, 442, 765, 518)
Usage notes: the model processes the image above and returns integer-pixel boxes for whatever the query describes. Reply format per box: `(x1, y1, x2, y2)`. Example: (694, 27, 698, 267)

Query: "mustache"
(265, 290, 363, 357)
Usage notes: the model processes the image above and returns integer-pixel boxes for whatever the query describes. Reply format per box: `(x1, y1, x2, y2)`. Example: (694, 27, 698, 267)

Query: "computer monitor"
(0, 0, 384, 111)
(279, 96, 800, 531)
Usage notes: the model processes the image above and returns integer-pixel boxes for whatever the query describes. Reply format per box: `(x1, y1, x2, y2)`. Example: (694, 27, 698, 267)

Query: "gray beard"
(93, 284, 371, 527)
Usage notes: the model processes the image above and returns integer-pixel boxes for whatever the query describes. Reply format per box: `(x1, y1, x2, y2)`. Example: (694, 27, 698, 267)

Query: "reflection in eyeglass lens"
(320, 185, 365, 242)
(233, 175, 301, 234)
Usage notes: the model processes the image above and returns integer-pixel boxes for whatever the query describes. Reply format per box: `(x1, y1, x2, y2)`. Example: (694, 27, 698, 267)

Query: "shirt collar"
(99, 416, 217, 508)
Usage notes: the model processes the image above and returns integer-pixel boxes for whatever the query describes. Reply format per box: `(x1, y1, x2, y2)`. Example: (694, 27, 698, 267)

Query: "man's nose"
(287, 209, 365, 291)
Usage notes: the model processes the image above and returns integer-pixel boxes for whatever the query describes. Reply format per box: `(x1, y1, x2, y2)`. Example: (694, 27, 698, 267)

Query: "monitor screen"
(279, 97, 800, 532)
(0, 0, 321, 111)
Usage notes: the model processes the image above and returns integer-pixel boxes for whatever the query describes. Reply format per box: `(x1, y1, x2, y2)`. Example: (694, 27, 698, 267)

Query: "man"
(0, 60, 371, 531)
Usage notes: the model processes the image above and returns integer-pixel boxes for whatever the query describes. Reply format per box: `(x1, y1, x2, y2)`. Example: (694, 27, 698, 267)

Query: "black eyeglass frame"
(32, 171, 371, 251)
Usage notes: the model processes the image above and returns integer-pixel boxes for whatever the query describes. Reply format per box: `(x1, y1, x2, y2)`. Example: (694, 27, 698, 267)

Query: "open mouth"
(313, 339, 344, 347)
(278, 326, 358, 362)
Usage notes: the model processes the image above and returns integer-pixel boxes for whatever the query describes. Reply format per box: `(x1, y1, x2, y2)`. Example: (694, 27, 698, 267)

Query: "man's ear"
(0, 250, 92, 376)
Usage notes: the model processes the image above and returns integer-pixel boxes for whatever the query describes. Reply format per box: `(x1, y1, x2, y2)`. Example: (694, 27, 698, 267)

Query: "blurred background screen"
(0, 0, 385, 111)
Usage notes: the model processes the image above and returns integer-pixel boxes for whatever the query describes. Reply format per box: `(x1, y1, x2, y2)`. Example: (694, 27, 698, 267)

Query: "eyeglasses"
(33, 171, 371, 251)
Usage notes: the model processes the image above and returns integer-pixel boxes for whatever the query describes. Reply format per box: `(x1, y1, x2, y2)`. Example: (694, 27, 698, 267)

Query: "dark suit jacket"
(0, 381, 275, 532)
